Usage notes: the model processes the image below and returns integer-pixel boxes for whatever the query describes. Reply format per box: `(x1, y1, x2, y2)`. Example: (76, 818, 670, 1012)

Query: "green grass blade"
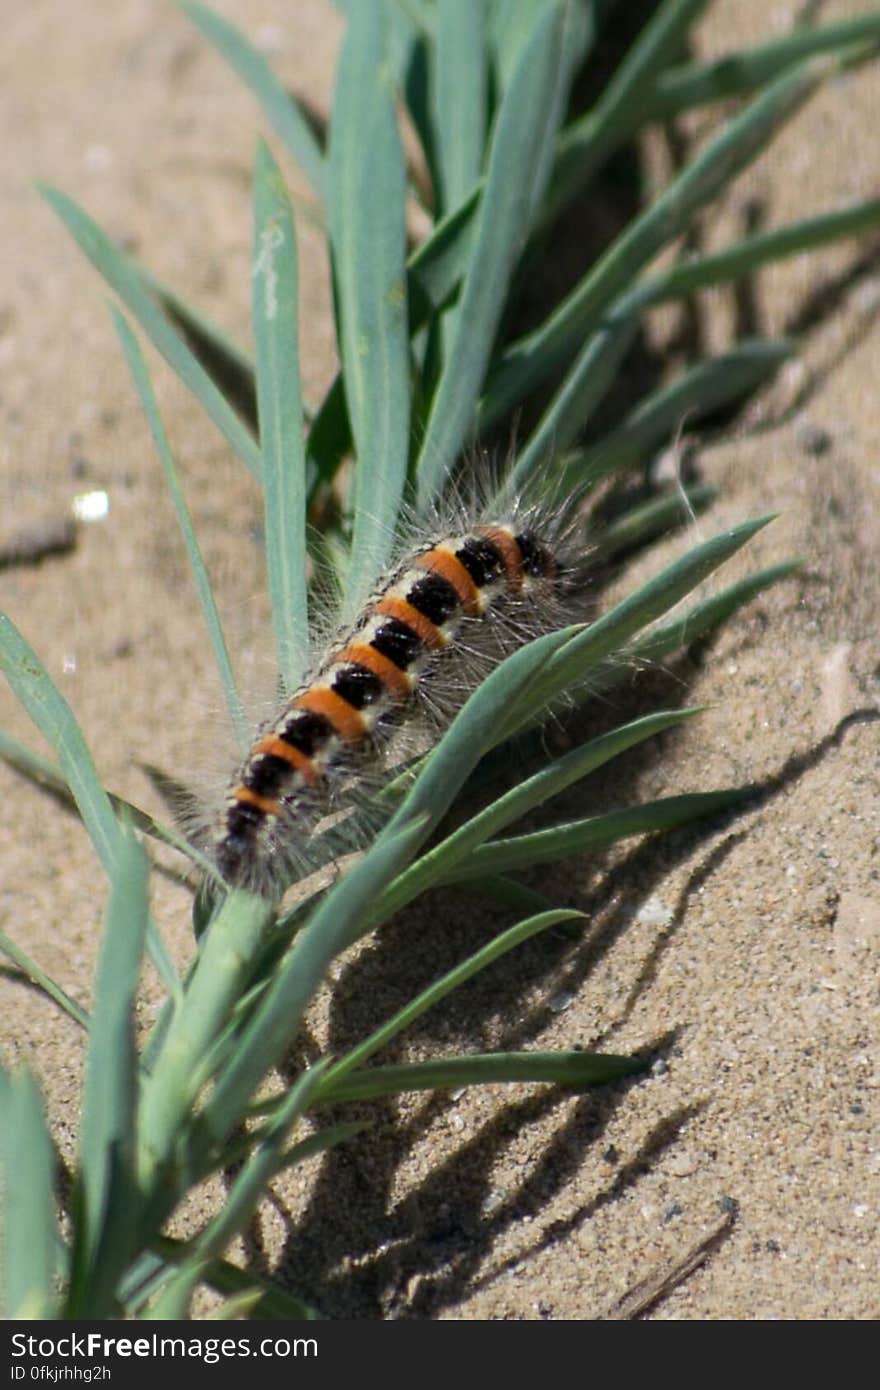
(385, 625, 580, 848)
(506, 285, 650, 496)
(545, 0, 712, 228)
(112, 308, 248, 749)
(0, 613, 123, 876)
(182, 2, 327, 202)
(397, 19, 440, 201)
(375, 707, 703, 922)
(407, 0, 595, 321)
(0, 929, 90, 1032)
(0, 1068, 59, 1318)
(499, 517, 774, 739)
(434, 0, 486, 215)
(0, 726, 211, 875)
(304, 373, 350, 491)
(481, 54, 835, 427)
(201, 1271, 319, 1321)
(388, 0, 434, 33)
(195, 817, 429, 1155)
(318, 908, 583, 1098)
(0, 726, 73, 793)
(415, 2, 569, 507)
(654, 197, 880, 301)
(137, 890, 275, 1210)
(68, 832, 149, 1318)
(455, 875, 553, 914)
(219, 1117, 367, 1178)
(304, 187, 482, 493)
(252, 140, 310, 691)
(438, 706, 705, 858)
(444, 786, 751, 880)
(629, 561, 803, 664)
(509, 192, 880, 497)
(565, 338, 792, 494)
(319, 1048, 646, 1104)
(488, 0, 549, 91)
(206, 1061, 331, 1249)
(650, 12, 880, 117)
(0, 720, 178, 1052)
(148, 1061, 331, 1318)
(138, 264, 258, 429)
(40, 187, 262, 479)
(328, 0, 410, 608)
(593, 482, 718, 558)
(147, 1237, 320, 1319)
(313, 626, 582, 941)
(407, 185, 480, 320)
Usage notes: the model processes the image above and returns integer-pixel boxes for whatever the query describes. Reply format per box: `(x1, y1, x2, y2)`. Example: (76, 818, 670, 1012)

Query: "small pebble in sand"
(797, 422, 833, 456)
(636, 896, 674, 928)
(667, 1153, 699, 1178)
(548, 988, 574, 1014)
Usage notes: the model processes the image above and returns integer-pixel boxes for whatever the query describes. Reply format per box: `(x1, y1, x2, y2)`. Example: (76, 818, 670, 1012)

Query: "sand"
(0, 0, 876, 1320)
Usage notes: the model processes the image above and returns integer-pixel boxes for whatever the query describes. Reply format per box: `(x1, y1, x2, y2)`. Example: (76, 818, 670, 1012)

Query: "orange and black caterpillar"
(214, 521, 565, 892)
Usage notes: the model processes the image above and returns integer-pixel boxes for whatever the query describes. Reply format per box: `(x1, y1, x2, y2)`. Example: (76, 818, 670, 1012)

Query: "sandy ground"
(0, 0, 877, 1320)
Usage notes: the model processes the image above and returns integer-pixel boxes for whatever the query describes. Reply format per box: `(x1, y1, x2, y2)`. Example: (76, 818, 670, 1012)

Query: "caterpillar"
(211, 506, 578, 897)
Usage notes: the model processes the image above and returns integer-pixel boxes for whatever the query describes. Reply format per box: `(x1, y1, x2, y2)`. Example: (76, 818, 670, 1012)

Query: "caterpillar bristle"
(209, 493, 587, 898)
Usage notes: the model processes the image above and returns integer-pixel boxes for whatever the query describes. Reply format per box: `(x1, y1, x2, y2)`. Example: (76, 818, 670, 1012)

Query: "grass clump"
(2, 0, 880, 1319)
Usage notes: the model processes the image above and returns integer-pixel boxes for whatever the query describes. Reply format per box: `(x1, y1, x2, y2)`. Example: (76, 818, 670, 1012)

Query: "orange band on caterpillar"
(372, 593, 448, 649)
(252, 732, 319, 785)
(414, 546, 481, 614)
(477, 526, 526, 591)
(294, 686, 368, 741)
(230, 785, 284, 819)
(336, 642, 414, 702)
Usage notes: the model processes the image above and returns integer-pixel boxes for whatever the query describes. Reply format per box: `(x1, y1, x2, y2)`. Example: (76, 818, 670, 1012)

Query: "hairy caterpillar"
(209, 499, 581, 897)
